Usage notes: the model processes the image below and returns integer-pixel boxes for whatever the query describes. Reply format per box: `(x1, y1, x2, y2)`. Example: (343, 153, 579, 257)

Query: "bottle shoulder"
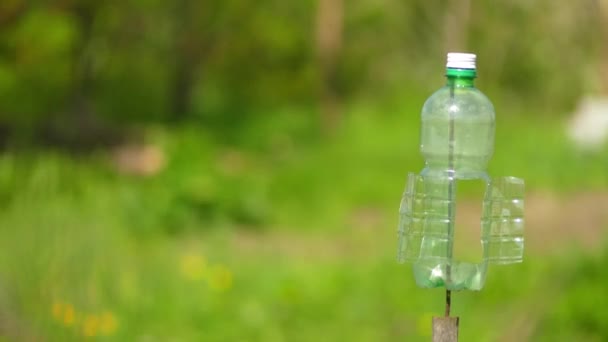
(422, 86, 495, 118)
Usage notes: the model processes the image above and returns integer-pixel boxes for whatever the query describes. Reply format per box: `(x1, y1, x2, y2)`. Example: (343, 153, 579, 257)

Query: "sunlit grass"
(0, 109, 604, 340)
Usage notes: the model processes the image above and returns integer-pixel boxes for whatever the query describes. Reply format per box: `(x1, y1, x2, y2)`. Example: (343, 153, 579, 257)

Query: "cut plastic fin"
(482, 177, 525, 264)
(397, 173, 417, 263)
(397, 173, 453, 263)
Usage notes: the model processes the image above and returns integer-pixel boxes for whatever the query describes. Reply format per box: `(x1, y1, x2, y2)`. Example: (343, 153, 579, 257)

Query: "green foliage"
(0, 0, 604, 145)
(0, 1, 606, 340)
(0, 112, 603, 339)
(532, 247, 608, 341)
(0, 150, 599, 340)
(0, 9, 77, 130)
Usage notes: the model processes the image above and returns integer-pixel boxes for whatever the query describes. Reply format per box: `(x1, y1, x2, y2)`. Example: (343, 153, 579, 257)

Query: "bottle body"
(398, 54, 524, 292)
(420, 83, 495, 180)
(414, 76, 496, 290)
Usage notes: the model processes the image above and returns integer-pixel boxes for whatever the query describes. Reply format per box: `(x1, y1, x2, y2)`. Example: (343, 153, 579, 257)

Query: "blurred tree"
(443, 0, 470, 52)
(599, 0, 608, 94)
(316, 0, 343, 132)
(1, 3, 77, 143)
(0, 0, 604, 149)
(0, 0, 27, 30)
(54, 0, 106, 147)
(170, 0, 198, 121)
(169, 0, 220, 122)
(0, 0, 28, 146)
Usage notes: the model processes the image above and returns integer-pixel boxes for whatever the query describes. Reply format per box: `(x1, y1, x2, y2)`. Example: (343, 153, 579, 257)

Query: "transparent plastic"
(397, 67, 524, 291)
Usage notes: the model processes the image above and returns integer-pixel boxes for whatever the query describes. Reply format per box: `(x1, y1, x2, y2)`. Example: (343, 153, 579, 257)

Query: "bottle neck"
(445, 68, 476, 88)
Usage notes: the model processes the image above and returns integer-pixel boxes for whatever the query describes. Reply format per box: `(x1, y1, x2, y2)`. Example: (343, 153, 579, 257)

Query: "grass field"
(0, 108, 606, 340)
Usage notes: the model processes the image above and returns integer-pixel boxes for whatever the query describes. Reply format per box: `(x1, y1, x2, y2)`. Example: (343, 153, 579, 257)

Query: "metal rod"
(445, 80, 456, 317)
(445, 289, 451, 316)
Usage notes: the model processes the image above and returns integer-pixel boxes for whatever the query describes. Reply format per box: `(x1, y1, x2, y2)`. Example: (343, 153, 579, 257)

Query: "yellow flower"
(99, 311, 118, 336)
(208, 264, 233, 292)
(51, 301, 77, 327)
(82, 314, 100, 337)
(63, 304, 75, 327)
(179, 253, 207, 281)
(51, 302, 63, 321)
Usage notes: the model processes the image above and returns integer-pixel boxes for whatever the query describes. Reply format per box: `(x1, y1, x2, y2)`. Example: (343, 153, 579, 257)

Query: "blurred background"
(0, 0, 607, 340)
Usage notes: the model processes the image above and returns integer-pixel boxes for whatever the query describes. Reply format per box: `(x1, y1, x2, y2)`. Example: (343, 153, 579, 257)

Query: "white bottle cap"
(446, 52, 476, 70)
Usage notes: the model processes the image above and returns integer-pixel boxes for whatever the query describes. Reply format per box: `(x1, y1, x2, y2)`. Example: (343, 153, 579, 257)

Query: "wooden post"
(433, 317, 459, 342)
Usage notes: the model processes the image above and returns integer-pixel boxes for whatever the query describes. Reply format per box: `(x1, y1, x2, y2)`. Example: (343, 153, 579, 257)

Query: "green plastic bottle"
(397, 53, 524, 291)
(420, 53, 494, 181)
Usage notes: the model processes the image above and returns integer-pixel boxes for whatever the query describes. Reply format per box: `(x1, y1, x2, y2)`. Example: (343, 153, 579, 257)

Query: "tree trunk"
(598, 0, 608, 94)
(315, 0, 343, 133)
(44, 2, 122, 149)
(72, 3, 95, 121)
(0, 1, 27, 29)
(443, 0, 470, 52)
(170, 0, 204, 122)
(59, 2, 102, 148)
(171, 51, 198, 122)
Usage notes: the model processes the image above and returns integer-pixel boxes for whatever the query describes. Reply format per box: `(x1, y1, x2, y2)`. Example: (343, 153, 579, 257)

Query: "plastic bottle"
(397, 53, 524, 291)
(420, 53, 494, 181)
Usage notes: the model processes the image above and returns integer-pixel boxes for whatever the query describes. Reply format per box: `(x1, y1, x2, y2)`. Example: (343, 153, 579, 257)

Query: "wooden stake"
(433, 317, 459, 342)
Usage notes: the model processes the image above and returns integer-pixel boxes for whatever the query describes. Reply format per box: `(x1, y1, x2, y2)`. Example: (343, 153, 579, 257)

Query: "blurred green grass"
(0, 107, 605, 340)
(1, 1, 607, 340)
